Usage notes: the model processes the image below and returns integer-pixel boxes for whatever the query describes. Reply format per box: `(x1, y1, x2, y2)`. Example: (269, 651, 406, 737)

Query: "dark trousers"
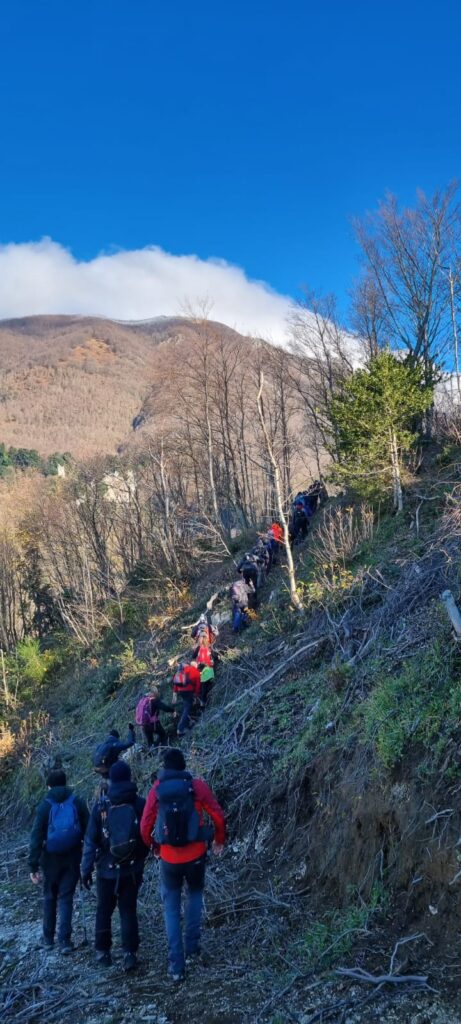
(177, 694, 194, 736)
(200, 677, 214, 706)
(95, 873, 141, 953)
(160, 856, 206, 975)
(143, 722, 167, 748)
(43, 861, 80, 945)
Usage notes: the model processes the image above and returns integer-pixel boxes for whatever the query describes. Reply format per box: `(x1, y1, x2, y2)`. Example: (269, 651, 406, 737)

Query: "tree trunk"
(389, 428, 403, 512)
(257, 373, 303, 610)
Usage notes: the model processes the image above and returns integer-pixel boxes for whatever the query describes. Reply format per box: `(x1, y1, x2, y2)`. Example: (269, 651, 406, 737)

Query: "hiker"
(290, 502, 309, 546)
(230, 578, 253, 631)
(172, 662, 202, 737)
(267, 522, 284, 566)
(29, 768, 89, 954)
(140, 747, 226, 982)
(92, 724, 136, 780)
(252, 537, 271, 580)
(135, 688, 176, 749)
(199, 663, 215, 707)
(80, 760, 148, 972)
(237, 553, 258, 604)
(191, 614, 218, 647)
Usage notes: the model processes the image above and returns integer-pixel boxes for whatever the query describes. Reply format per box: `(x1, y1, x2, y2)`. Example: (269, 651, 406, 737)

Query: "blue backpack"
(46, 794, 82, 853)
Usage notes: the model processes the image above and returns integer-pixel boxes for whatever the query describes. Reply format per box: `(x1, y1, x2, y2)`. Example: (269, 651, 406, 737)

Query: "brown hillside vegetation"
(0, 315, 249, 457)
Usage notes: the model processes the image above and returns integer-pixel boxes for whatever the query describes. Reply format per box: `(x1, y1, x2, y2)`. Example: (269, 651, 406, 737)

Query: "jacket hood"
(108, 779, 138, 805)
(46, 785, 73, 803)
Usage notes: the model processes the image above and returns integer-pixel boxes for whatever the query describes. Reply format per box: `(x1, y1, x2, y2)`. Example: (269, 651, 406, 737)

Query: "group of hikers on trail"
(29, 742, 225, 982)
(28, 480, 325, 983)
(230, 480, 326, 632)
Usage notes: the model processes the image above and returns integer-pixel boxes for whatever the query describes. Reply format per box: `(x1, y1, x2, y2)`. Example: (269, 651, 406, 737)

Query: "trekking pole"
(78, 882, 89, 947)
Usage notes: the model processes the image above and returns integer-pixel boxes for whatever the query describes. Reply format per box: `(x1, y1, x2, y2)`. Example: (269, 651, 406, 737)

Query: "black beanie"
(109, 760, 131, 783)
(163, 747, 186, 771)
(47, 769, 66, 787)
(109, 728, 120, 739)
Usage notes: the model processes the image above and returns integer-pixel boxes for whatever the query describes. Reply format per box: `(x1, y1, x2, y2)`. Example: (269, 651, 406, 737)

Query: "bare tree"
(256, 372, 303, 611)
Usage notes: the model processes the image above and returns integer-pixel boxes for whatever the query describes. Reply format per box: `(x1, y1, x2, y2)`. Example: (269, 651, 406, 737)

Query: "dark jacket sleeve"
(156, 700, 175, 713)
(28, 799, 50, 872)
(113, 728, 135, 755)
(80, 803, 102, 877)
(76, 796, 90, 834)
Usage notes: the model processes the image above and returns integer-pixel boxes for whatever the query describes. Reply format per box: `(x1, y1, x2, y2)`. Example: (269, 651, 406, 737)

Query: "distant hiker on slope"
(140, 747, 226, 982)
(172, 662, 202, 737)
(135, 687, 176, 749)
(92, 724, 136, 780)
(230, 578, 254, 631)
(29, 768, 89, 954)
(237, 553, 258, 605)
(191, 614, 219, 648)
(290, 501, 310, 547)
(80, 760, 148, 973)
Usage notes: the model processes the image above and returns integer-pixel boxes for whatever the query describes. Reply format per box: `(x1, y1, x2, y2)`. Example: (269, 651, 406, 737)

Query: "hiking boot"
(96, 950, 112, 967)
(42, 939, 54, 950)
(169, 971, 185, 984)
(59, 942, 75, 956)
(123, 952, 138, 972)
(185, 949, 205, 966)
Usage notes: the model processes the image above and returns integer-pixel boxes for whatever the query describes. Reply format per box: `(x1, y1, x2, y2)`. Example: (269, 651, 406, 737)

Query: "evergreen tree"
(328, 352, 433, 511)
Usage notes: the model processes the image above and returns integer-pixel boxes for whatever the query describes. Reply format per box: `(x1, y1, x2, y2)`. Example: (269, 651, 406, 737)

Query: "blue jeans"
(177, 694, 194, 736)
(160, 855, 206, 975)
(43, 860, 80, 945)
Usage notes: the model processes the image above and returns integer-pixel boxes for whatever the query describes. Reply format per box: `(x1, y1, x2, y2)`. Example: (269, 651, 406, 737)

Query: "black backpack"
(105, 804, 139, 867)
(154, 774, 201, 847)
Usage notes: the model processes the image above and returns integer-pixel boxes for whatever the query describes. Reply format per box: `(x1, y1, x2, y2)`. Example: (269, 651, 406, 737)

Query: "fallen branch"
(219, 638, 326, 715)
(335, 966, 432, 988)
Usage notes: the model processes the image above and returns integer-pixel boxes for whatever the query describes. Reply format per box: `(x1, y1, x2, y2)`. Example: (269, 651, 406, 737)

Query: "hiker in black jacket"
(81, 760, 148, 972)
(29, 769, 89, 954)
(92, 724, 136, 779)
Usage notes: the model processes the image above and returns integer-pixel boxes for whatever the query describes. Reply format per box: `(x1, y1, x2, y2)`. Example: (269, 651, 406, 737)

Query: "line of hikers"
(29, 743, 226, 982)
(28, 481, 326, 981)
(230, 481, 326, 631)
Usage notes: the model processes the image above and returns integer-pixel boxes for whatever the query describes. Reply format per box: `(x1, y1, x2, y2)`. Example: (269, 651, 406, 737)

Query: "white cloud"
(0, 238, 292, 339)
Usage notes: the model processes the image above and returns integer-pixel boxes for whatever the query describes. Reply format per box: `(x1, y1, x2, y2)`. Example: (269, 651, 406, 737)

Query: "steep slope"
(3, 464, 461, 1022)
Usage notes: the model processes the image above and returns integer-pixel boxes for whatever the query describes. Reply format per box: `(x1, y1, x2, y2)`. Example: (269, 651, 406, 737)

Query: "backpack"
(135, 696, 158, 726)
(196, 645, 213, 668)
(154, 775, 201, 847)
(173, 668, 191, 692)
(231, 580, 249, 605)
(46, 795, 82, 854)
(105, 803, 139, 867)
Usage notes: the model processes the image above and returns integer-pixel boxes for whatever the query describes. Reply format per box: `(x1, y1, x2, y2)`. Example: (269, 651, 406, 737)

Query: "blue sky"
(0, 0, 460, 327)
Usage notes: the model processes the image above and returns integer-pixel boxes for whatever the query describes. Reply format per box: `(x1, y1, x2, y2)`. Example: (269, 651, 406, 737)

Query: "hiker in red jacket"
(140, 748, 226, 982)
(172, 662, 201, 737)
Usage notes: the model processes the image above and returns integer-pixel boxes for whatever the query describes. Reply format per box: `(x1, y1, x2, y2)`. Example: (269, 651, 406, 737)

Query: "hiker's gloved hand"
(30, 871, 41, 884)
(81, 872, 93, 890)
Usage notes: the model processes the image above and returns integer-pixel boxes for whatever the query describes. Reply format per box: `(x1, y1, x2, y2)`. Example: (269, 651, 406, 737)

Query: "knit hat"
(47, 769, 66, 787)
(109, 760, 131, 783)
(163, 747, 186, 771)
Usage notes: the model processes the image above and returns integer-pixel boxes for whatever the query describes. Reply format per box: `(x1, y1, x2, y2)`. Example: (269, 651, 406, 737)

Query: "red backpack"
(196, 645, 213, 668)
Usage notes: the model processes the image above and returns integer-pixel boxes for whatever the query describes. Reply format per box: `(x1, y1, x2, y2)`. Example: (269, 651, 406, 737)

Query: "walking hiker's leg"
(177, 696, 193, 736)
(117, 875, 140, 953)
(57, 864, 79, 946)
(95, 876, 117, 951)
(160, 861, 185, 976)
(155, 722, 168, 746)
(143, 724, 154, 748)
(184, 856, 206, 957)
(42, 874, 58, 945)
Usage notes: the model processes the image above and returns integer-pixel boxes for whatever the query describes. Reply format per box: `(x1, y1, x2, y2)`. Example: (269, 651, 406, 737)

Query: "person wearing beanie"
(91, 723, 136, 778)
(80, 758, 148, 973)
(140, 748, 226, 982)
(29, 768, 89, 954)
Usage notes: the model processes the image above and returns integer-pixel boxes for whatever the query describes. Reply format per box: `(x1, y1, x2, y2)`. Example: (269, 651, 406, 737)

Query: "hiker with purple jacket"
(135, 687, 176, 748)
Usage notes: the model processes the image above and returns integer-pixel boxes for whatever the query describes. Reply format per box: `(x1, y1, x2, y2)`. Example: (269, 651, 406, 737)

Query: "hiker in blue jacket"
(81, 760, 148, 972)
(29, 769, 89, 954)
